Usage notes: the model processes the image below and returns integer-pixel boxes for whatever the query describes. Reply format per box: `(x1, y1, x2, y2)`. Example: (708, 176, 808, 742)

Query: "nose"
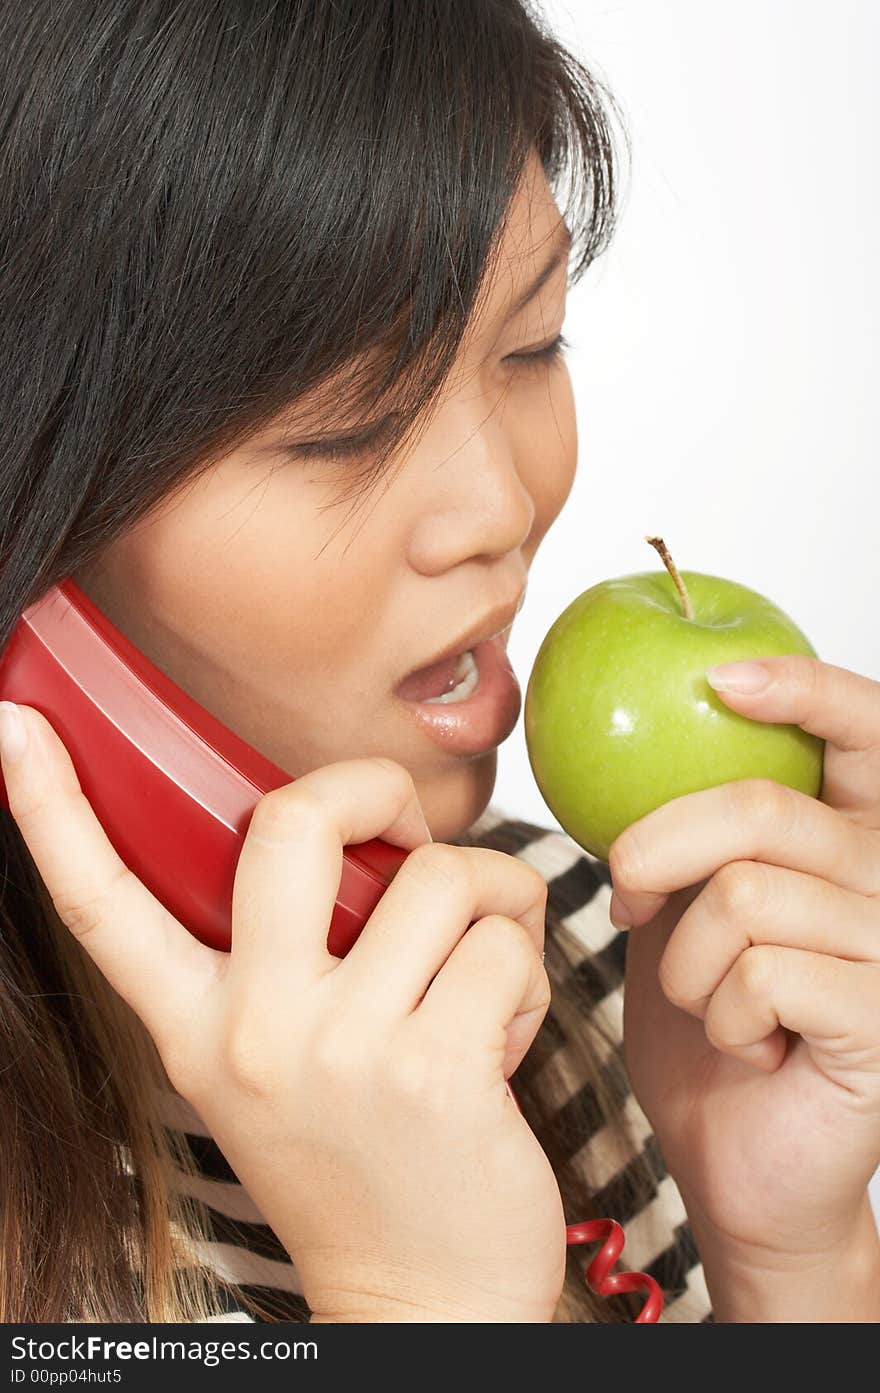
(407, 400, 536, 573)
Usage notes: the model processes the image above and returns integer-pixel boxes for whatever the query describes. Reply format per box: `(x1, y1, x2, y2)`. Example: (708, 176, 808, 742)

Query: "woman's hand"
(612, 655, 880, 1317)
(0, 703, 565, 1323)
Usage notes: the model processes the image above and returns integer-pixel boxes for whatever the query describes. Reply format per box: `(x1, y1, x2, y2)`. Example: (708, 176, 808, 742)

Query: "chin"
(417, 748, 498, 842)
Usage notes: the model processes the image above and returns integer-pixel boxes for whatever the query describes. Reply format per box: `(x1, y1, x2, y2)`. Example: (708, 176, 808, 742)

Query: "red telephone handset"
(0, 578, 409, 955)
(0, 577, 663, 1322)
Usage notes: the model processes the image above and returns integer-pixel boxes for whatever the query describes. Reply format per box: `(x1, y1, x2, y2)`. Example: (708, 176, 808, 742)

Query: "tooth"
(424, 649, 479, 704)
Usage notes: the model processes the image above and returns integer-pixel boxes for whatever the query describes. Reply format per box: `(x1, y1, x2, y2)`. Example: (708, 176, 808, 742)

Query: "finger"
(0, 703, 216, 1050)
(703, 944, 880, 1083)
(706, 654, 880, 819)
(658, 861, 880, 1020)
(338, 842, 547, 1015)
(608, 778, 880, 927)
(415, 914, 551, 1079)
(230, 755, 432, 984)
(706, 654, 880, 752)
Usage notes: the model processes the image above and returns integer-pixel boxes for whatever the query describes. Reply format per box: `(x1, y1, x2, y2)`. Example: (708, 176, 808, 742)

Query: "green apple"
(524, 538, 825, 862)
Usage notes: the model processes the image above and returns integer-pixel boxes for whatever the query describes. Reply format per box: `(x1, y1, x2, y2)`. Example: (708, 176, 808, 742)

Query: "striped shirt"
(159, 804, 714, 1323)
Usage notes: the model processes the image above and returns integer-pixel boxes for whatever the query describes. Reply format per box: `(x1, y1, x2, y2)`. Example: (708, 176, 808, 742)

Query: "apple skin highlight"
(524, 569, 825, 863)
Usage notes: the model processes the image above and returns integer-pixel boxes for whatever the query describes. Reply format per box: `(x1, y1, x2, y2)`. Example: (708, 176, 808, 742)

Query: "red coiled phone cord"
(507, 1081, 663, 1323)
(566, 1217, 663, 1322)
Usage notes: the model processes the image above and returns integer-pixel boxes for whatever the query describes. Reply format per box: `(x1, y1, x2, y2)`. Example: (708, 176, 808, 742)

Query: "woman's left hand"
(612, 654, 880, 1293)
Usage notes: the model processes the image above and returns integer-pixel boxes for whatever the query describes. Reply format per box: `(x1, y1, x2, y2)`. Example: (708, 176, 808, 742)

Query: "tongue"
(397, 651, 465, 702)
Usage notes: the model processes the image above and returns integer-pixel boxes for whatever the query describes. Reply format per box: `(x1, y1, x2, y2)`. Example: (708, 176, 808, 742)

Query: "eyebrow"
(285, 218, 573, 454)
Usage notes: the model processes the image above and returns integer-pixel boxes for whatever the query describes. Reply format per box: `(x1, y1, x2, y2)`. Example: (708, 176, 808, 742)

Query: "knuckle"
(367, 755, 416, 799)
(8, 792, 48, 840)
(797, 654, 821, 700)
(382, 1042, 440, 1108)
(732, 778, 797, 838)
(657, 949, 692, 1011)
(481, 911, 532, 950)
(702, 1004, 729, 1052)
(737, 944, 779, 1000)
(471, 913, 537, 971)
(52, 863, 131, 943)
(311, 1022, 363, 1088)
(478, 915, 551, 1019)
(710, 860, 769, 921)
(520, 860, 550, 906)
(530, 962, 553, 1015)
(221, 1014, 277, 1094)
(402, 839, 467, 891)
(381, 1041, 453, 1114)
(249, 784, 325, 845)
(608, 832, 645, 894)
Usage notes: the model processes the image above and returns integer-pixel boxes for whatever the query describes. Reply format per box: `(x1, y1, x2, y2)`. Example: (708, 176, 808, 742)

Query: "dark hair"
(0, 0, 655, 1321)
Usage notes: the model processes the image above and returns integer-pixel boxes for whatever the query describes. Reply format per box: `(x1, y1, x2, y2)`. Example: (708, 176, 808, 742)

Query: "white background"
(492, 1, 880, 1220)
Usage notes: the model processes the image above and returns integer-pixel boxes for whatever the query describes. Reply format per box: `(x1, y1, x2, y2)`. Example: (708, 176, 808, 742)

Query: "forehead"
(475, 148, 568, 320)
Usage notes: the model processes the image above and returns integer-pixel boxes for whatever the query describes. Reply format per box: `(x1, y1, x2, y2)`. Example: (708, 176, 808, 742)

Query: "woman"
(1, 1, 878, 1324)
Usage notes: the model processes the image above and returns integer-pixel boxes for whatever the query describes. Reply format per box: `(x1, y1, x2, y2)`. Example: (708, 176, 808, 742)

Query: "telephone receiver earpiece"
(0, 578, 409, 954)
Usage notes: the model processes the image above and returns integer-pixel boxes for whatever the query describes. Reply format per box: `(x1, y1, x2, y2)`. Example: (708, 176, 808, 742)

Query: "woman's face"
(72, 151, 577, 841)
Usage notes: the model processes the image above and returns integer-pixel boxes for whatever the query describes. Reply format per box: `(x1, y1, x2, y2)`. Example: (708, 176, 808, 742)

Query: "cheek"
(87, 462, 383, 683)
(519, 364, 578, 543)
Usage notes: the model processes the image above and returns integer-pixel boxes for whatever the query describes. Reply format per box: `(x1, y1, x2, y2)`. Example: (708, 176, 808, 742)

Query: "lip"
(394, 629, 522, 756)
(393, 590, 527, 697)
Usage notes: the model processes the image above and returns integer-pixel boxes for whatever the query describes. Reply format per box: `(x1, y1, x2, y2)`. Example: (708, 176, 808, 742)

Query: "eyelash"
(296, 332, 572, 462)
(509, 329, 572, 372)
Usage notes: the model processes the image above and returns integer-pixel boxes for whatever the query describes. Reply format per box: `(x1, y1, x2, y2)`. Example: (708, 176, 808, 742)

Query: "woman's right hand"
(0, 702, 566, 1323)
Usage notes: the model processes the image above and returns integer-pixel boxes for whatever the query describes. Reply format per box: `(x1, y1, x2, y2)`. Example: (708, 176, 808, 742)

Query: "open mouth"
(393, 628, 522, 756)
(396, 646, 481, 704)
(394, 588, 525, 706)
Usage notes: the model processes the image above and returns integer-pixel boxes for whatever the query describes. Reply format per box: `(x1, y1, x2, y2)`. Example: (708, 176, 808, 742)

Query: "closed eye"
(505, 330, 572, 373)
(289, 332, 572, 463)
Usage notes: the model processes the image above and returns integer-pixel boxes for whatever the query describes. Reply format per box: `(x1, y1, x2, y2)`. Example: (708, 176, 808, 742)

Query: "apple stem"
(645, 535, 695, 621)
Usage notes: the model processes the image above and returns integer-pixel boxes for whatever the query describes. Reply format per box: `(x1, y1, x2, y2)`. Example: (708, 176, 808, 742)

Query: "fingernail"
(609, 890, 632, 931)
(0, 702, 28, 763)
(706, 660, 770, 694)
